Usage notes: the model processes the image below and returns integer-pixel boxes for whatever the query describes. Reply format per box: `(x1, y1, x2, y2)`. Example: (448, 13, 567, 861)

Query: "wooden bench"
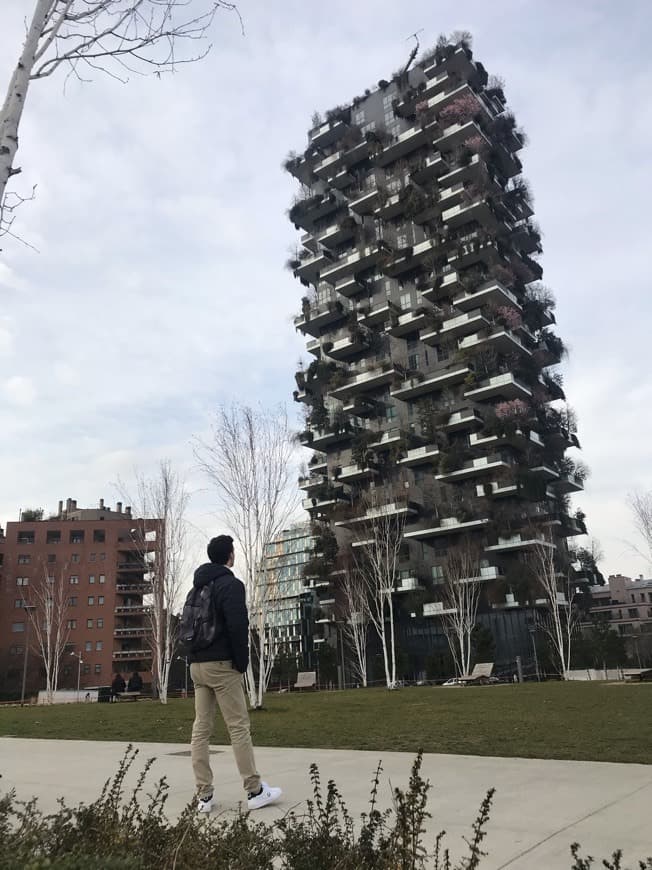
(116, 691, 141, 702)
(294, 671, 317, 691)
(458, 662, 494, 685)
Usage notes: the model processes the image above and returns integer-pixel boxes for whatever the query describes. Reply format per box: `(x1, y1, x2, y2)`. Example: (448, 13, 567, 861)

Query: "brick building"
(0, 499, 157, 699)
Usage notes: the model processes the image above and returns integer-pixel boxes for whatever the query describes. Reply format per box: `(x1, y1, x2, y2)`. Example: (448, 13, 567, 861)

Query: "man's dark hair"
(207, 534, 235, 565)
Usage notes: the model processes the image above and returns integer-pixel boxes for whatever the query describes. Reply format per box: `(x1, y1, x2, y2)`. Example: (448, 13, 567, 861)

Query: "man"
(111, 672, 125, 702)
(127, 671, 143, 693)
(189, 534, 282, 814)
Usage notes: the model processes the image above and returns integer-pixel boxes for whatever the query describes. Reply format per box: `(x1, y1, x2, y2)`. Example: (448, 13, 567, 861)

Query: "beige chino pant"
(190, 660, 261, 799)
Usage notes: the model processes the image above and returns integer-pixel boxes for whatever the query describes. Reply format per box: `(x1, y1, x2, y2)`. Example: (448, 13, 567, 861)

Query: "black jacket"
(187, 564, 249, 673)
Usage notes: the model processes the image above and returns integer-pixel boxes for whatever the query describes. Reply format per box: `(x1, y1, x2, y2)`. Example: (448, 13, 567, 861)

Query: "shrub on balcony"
(494, 305, 522, 331)
(439, 93, 481, 126)
(463, 134, 488, 155)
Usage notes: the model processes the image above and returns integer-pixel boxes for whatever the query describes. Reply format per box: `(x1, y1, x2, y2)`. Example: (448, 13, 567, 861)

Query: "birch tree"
(340, 561, 369, 688)
(25, 562, 71, 704)
(529, 535, 580, 679)
(194, 404, 299, 709)
(0, 0, 240, 237)
(439, 540, 483, 678)
(352, 489, 406, 690)
(123, 459, 190, 704)
(628, 490, 652, 571)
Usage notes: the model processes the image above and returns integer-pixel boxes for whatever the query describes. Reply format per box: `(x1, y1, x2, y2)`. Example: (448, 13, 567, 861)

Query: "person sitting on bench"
(111, 672, 126, 702)
(127, 671, 143, 693)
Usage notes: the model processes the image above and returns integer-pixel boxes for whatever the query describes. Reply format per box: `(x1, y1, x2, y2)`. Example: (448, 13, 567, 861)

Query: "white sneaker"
(247, 781, 282, 810)
(197, 793, 213, 814)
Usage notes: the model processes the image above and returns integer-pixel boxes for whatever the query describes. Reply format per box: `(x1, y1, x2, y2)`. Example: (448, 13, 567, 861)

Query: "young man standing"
(189, 534, 282, 813)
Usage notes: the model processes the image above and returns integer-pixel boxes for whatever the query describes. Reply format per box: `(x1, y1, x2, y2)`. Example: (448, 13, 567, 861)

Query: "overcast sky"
(1, 0, 651, 579)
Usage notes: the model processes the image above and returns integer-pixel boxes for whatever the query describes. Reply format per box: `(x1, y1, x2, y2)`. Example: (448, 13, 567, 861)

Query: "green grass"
(1, 682, 651, 764)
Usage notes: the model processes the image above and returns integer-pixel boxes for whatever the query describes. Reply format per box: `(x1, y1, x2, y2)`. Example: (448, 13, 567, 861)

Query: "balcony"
(114, 604, 150, 615)
(294, 297, 349, 337)
(410, 150, 448, 184)
(436, 120, 491, 154)
(114, 627, 152, 639)
(464, 373, 533, 401)
(334, 274, 369, 298)
(348, 186, 381, 215)
(385, 238, 439, 278)
(116, 583, 153, 594)
(391, 366, 470, 401)
(557, 472, 585, 494)
(306, 338, 321, 357)
(437, 153, 485, 189)
(437, 454, 513, 482)
(112, 648, 152, 661)
(369, 427, 406, 449)
(327, 331, 370, 360)
(442, 198, 501, 232)
(453, 280, 520, 313)
(485, 534, 555, 553)
(302, 490, 350, 513)
(423, 601, 457, 617)
(388, 306, 434, 337)
(321, 242, 391, 285)
(330, 364, 400, 400)
(405, 517, 490, 541)
(394, 575, 424, 593)
(421, 309, 490, 344)
(398, 444, 440, 467)
(314, 220, 357, 251)
(309, 420, 363, 449)
(337, 463, 378, 483)
(342, 395, 381, 417)
(313, 149, 346, 178)
(294, 249, 334, 283)
(356, 300, 396, 327)
(298, 473, 328, 491)
(330, 167, 355, 189)
(310, 118, 349, 148)
(376, 124, 434, 166)
(335, 500, 420, 528)
(469, 429, 544, 450)
(457, 328, 532, 358)
(478, 481, 519, 498)
(117, 561, 148, 572)
(530, 464, 560, 480)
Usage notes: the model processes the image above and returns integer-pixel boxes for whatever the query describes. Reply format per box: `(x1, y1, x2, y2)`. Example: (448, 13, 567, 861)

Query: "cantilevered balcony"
(424, 45, 476, 80)
(556, 472, 585, 494)
(330, 364, 401, 400)
(530, 464, 559, 480)
(326, 331, 370, 360)
(435, 120, 491, 154)
(410, 150, 448, 184)
(337, 462, 379, 483)
(356, 299, 397, 327)
(298, 473, 328, 492)
(302, 489, 350, 513)
(485, 534, 555, 553)
(457, 327, 532, 357)
(394, 574, 424, 593)
(464, 373, 533, 401)
(310, 117, 349, 147)
(294, 249, 334, 282)
(391, 366, 470, 401)
(342, 395, 381, 417)
(321, 242, 391, 285)
(421, 308, 490, 344)
(348, 185, 381, 215)
(114, 627, 152, 639)
(442, 197, 501, 232)
(309, 420, 363, 449)
(384, 238, 439, 278)
(112, 648, 152, 661)
(335, 499, 420, 529)
(116, 582, 153, 594)
(369, 427, 408, 449)
(314, 219, 357, 250)
(469, 429, 544, 451)
(294, 297, 350, 337)
(398, 444, 440, 466)
(375, 124, 435, 166)
(313, 149, 346, 179)
(114, 604, 150, 616)
(388, 306, 434, 337)
(452, 280, 520, 313)
(405, 517, 491, 541)
(437, 153, 485, 190)
(437, 454, 513, 482)
(445, 408, 483, 431)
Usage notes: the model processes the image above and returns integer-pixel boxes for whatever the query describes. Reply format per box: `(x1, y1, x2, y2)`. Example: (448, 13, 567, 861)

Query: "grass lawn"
(0, 682, 650, 764)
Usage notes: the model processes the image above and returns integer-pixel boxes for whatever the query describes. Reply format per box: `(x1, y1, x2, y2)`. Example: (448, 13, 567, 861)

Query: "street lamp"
(176, 655, 189, 696)
(20, 604, 36, 706)
(70, 651, 83, 702)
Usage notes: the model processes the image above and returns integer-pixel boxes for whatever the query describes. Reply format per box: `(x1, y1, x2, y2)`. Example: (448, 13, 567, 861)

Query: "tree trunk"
(0, 0, 51, 208)
(388, 595, 397, 688)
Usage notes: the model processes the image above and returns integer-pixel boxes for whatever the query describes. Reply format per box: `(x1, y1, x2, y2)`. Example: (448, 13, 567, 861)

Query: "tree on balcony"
(195, 404, 299, 709)
(24, 561, 71, 704)
(439, 539, 483, 678)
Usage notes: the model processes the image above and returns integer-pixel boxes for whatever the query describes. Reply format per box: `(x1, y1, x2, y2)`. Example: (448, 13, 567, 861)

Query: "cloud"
(4, 375, 36, 406)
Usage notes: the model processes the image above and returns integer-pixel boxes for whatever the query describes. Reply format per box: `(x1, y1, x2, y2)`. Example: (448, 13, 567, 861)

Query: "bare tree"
(25, 561, 71, 704)
(340, 560, 369, 687)
(529, 535, 581, 678)
(0, 0, 240, 237)
(194, 404, 299, 709)
(123, 459, 190, 704)
(628, 490, 652, 571)
(439, 539, 483, 678)
(352, 488, 406, 690)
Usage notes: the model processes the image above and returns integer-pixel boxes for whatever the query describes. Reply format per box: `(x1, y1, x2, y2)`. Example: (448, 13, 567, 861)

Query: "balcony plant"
(439, 93, 482, 126)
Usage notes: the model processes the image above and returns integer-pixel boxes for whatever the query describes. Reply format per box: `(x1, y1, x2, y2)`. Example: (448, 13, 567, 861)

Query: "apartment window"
(88, 596, 95, 606)
(628, 608, 639, 619)
(432, 565, 444, 583)
(14, 599, 26, 608)
(63, 665, 72, 678)
(48, 554, 56, 563)
(70, 531, 84, 544)
(69, 576, 79, 585)
(99, 553, 106, 561)
(361, 121, 376, 134)
(85, 641, 92, 652)
(90, 553, 96, 562)
(83, 664, 91, 675)
(649, 593, 652, 603)
(95, 664, 102, 675)
(67, 619, 77, 629)
(9, 646, 23, 656)
(69, 596, 78, 607)
(96, 641, 103, 652)
(408, 353, 419, 370)
(99, 574, 106, 584)
(16, 577, 29, 586)
(97, 618, 104, 629)
(618, 624, 632, 635)
(397, 233, 408, 249)
(641, 593, 646, 603)
(93, 529, 106, 543)
(631, 594, 635, 603)
(353, 109, 365, 125)
(385, 405, 397, 421)
(46, 531, 61, 544)
(11, 622, 25, 633)
(17, 554, 31, 565)
(71, 554, 80, 564)
(400, 291, 412, 310)
(89, 575, 95, 584)
(87, 619, 93, 629)
(98, 595, 105, 606)
(17, 532, 35, 544)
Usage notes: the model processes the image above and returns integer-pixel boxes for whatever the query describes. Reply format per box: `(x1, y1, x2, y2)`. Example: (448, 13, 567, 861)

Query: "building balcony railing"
(445, 409, 483, 431)
(394, 575, 424, 593)
(423, 601, 457, 617)
(469, 428, 544, 450)
(321, 242, 391, 285)
(326, 331, 370, 360)
(388, 306, 433, 337)
(398, 444, 440, 467)
(404, 517, 490, 541)
(421, 308, 490, 344)
(112, 648, 152, 661)
(298, 473, 328, 491)
(334, 499, 421, 529)
(442, 198, 501, 232)
(310, 117, 349, 148)
(315, 219, 357, 250)
(114, 627, 152, 638)
(308, 420, 363, 449)
(556, 472, 585, 494)
(330, 363, 401, 400)
(452, 280, 520, 313)
(313, 149, 346, 178)
(390, 366, 470, 401)
(348, 186, 381, 215)
(457, 327, 532, 358)
(294, 249, 335, 282)
(294, 298, 349, 338)
(410, 150, 448, 184)
(114, 605, 151, 615)
(302, 492, 350, 513)
(117, 562, 148, 572)
(337, 463, 378, 483)
(116, 583, 152, 594)
(485, 534, 555, 553)
(464, 373, 533, 401)
(437, 454, 513, 482)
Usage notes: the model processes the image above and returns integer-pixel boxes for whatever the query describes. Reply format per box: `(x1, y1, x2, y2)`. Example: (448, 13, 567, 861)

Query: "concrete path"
(0, 738, 650, 869)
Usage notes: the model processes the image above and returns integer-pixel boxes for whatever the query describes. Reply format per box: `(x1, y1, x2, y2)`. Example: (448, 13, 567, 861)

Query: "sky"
(0, 0, 651, 579)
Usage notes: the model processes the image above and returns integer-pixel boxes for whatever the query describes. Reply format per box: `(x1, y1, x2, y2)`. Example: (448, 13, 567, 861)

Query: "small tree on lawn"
(440, 539, 483, 678)
(25, 561, 71, 703)
(1, 0, 240, 238)
(340, 559, 369, 688)
(194, 404, 299, 708)
(123, 459, 190, 704)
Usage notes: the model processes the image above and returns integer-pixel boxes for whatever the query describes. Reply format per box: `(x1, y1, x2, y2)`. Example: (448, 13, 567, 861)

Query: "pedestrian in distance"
(127, 671, 143, 693)
(111, 672, 126, 702)
(181, 534, 282, 814)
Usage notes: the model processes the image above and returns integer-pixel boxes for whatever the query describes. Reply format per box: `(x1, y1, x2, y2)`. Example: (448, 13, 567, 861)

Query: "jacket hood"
(193, 563, 233, 589)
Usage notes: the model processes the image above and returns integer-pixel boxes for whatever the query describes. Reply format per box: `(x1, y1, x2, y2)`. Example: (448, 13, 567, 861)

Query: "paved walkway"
(0, 738, 650, 868)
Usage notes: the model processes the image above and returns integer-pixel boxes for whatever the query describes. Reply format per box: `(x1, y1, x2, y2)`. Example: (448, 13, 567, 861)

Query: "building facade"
(286, 34, 587, 676)
(0, 499, 156, 699)
(587, 574, 652, 667)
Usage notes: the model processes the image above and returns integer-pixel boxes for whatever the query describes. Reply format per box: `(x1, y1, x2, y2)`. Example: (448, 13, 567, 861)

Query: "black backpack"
(179, 582, 220, 652)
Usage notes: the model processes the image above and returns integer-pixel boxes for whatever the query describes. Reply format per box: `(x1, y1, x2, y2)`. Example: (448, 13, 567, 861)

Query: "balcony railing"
(112, 648, 152, 660)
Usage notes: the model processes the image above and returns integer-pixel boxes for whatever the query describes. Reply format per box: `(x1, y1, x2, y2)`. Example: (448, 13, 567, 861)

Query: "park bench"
(294, 671, 317, 691)
(458, 662, 494, 685)
(116, 691, 142, 702)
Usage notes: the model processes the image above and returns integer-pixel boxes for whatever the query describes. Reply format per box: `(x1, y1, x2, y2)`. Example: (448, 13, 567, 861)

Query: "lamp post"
(70, 651, 83, 701)
(20, 604, 36, 706)
(529, 627, 540, 682)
